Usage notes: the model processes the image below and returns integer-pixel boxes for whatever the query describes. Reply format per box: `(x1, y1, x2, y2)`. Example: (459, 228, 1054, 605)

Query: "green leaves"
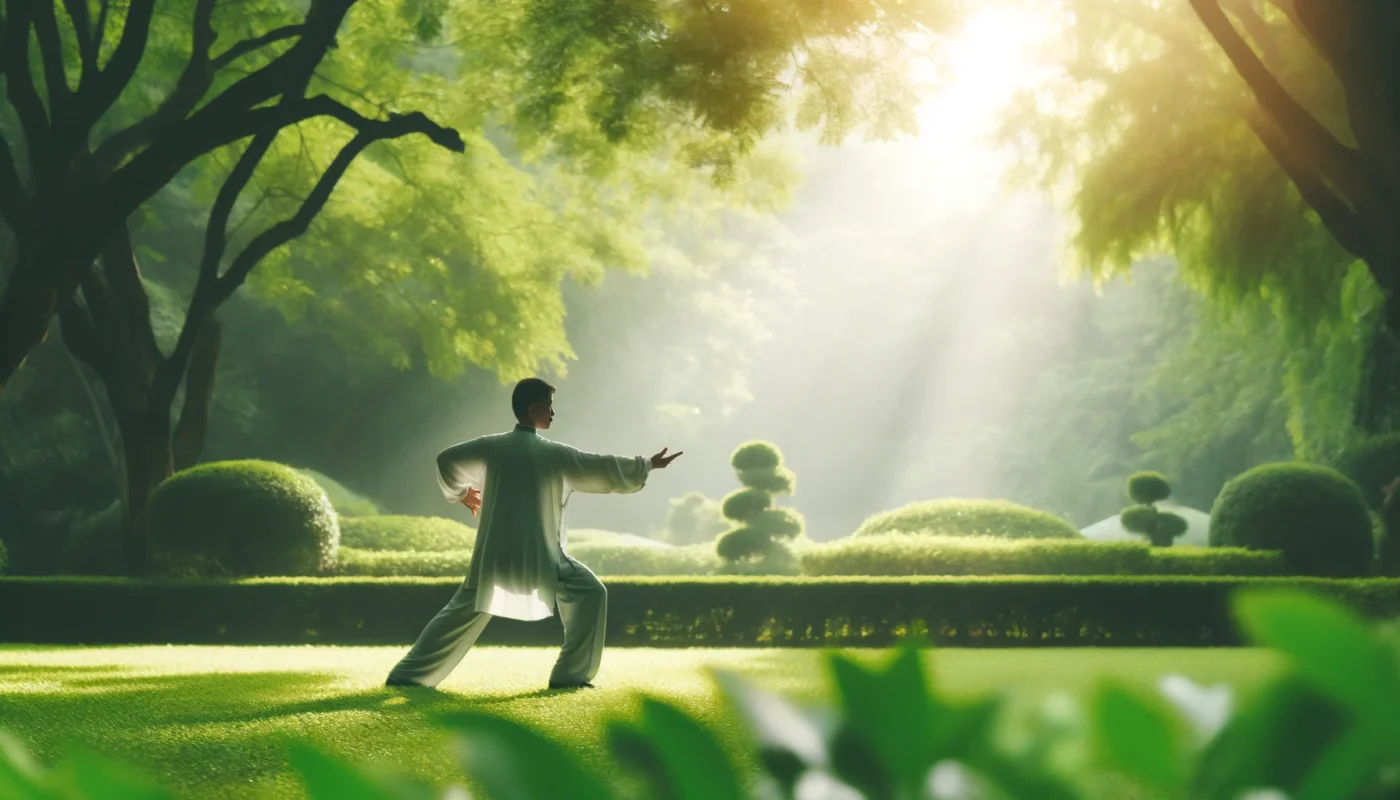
(1235, 588, 1400, 732)
(11, 586, 1400, 800)
(442, 712, 612, 800)
(607, 698, 745, 800)
(1091, 682, 1187, 792)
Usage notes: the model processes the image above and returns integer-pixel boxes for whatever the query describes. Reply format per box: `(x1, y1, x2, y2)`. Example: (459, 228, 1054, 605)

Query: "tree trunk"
(172, 316, 222, 471)
(0, 266, 65, 394)
(116, 406, 174, 576)
(1356, 250, 1400, 435)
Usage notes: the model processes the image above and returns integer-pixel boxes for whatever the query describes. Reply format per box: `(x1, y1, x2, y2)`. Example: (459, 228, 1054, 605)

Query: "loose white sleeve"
(554, 444, 652, 494)
(435, 437, 489, 503)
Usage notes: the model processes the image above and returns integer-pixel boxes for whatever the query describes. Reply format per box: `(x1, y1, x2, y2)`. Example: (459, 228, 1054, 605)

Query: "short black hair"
(511, 378, 556, 421)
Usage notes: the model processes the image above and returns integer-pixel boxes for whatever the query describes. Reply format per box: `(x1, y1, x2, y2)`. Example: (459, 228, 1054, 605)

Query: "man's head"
(512, 378, 556, 430)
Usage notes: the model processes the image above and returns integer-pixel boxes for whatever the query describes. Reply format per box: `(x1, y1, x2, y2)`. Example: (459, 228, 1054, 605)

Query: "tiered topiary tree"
(1119, 472, 1189, 548)
(715, 441, 805, 574)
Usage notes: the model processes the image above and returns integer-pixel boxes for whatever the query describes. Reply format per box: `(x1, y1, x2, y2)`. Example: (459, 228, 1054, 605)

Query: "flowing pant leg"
(548, 554, 607, 685)
(387, 580, 493, 688)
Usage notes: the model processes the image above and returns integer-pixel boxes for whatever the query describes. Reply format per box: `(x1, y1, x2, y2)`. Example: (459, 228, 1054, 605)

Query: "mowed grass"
(0, 645, 1282, 799)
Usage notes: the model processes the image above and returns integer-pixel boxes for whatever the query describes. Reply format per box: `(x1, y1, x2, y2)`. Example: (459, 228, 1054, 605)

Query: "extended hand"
(650, 448, 683, 469)
(462, 487, 482, 516)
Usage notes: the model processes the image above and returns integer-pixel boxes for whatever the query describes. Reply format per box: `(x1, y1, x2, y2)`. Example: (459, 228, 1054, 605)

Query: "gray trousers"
(386, 553, 607, 689)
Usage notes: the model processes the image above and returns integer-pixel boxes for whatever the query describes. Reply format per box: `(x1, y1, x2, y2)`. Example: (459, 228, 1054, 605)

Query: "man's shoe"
(547, 681, 596, 690)
(385, 676, 427, 688)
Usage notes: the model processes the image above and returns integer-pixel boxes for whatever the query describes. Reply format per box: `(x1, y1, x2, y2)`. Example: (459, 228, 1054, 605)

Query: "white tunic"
(435, 424, 652, 620)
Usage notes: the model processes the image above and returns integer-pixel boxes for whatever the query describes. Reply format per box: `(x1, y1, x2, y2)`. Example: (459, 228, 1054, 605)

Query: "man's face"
(530, 398, 555, 430)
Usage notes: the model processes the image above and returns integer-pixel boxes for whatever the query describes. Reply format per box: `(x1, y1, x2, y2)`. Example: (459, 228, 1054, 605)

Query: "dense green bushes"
(801, 535, 1288, 576)
(1211, 462, 1374, 577)
(5, 575, 1400, 647)
(149, 460, 339, 577)
(339, 515, 474, 551)
(855, 498, 1082, 539)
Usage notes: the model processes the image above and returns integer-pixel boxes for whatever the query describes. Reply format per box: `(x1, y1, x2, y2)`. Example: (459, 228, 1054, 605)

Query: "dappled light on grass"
(0, 645, 1280, 798)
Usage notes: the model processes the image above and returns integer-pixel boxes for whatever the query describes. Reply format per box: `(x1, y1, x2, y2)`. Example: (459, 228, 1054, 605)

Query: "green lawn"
(0, 645, 1283, 799)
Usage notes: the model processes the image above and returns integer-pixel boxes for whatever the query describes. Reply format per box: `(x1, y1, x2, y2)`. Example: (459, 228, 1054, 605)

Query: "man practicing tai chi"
(385, 377, 682, 690)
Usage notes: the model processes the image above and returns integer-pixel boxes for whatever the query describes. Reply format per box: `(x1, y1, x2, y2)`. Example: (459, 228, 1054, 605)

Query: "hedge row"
(335, 543, 720, 577)
(338, 538, 1291, 579)
(798, 535, 1289, 577)
(4, 576, 1400, 647)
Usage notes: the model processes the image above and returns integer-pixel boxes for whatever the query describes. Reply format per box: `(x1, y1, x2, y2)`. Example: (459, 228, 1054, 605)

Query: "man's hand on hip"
(462, 487, 482, 516)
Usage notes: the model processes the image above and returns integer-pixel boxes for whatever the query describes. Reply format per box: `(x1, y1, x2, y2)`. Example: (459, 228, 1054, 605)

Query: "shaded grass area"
(0, 645, 1282, 799)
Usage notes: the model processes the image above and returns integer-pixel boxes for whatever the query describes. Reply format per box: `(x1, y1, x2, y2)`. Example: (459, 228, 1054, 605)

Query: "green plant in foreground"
(5, 589, 1400, 798)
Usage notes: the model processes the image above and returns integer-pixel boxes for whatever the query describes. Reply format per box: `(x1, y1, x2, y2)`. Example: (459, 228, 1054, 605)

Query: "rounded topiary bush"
(1210, 462, 1373, 577)
(149, 460, 339, 577)
(1127, 472, 1172, 505)
(339, 515, 474, 551)
(1334, 433, 1400, 509)
(854, 499, 1081, 540)
(731, 441, 782, 472)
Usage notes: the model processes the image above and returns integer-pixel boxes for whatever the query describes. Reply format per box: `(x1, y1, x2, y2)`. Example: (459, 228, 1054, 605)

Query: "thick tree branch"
(56, 292, 109, 378)
(212, 25, 305, 70)
(3, 0, 52, 152)
(99, 92, 460, 244)
(172, 316, 221, 471)
(90, 0, 219, 175)
(93, 0, 357, 235)
(1246, 106, 1376, 275)
(1225, 0, 1285, 66)
(93, 0, 112, 57)
(216, 109, 463, 299)
(33, 0, 73, 114)
(73, 0, 156, 135)
(101, 224, 164, 365)
(60, 0, 96, 73)
(0, 132, 28, 231)
(1189, 0, 1377, 213)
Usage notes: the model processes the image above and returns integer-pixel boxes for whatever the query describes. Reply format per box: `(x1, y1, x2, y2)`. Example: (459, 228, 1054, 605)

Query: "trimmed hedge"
(339, 516, 475, 552)
(4, 576, 1400, 647)
(855, 499, 1081, 540)
(335, 548, 472, 577)
(150, 460, 339, 577)
(800, 535, 1288, 577)
(334, 543, 719, 577)
(1211, 462, 1374, 577)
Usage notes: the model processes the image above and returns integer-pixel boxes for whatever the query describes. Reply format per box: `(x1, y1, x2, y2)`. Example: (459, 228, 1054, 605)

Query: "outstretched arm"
(555, 445, 682, 494)
(436, 437, 489, 504)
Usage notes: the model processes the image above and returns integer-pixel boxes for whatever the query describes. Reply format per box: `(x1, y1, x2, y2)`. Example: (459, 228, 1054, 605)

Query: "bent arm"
(436, 437, 490, 503)
(555, 443, 652, 494)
